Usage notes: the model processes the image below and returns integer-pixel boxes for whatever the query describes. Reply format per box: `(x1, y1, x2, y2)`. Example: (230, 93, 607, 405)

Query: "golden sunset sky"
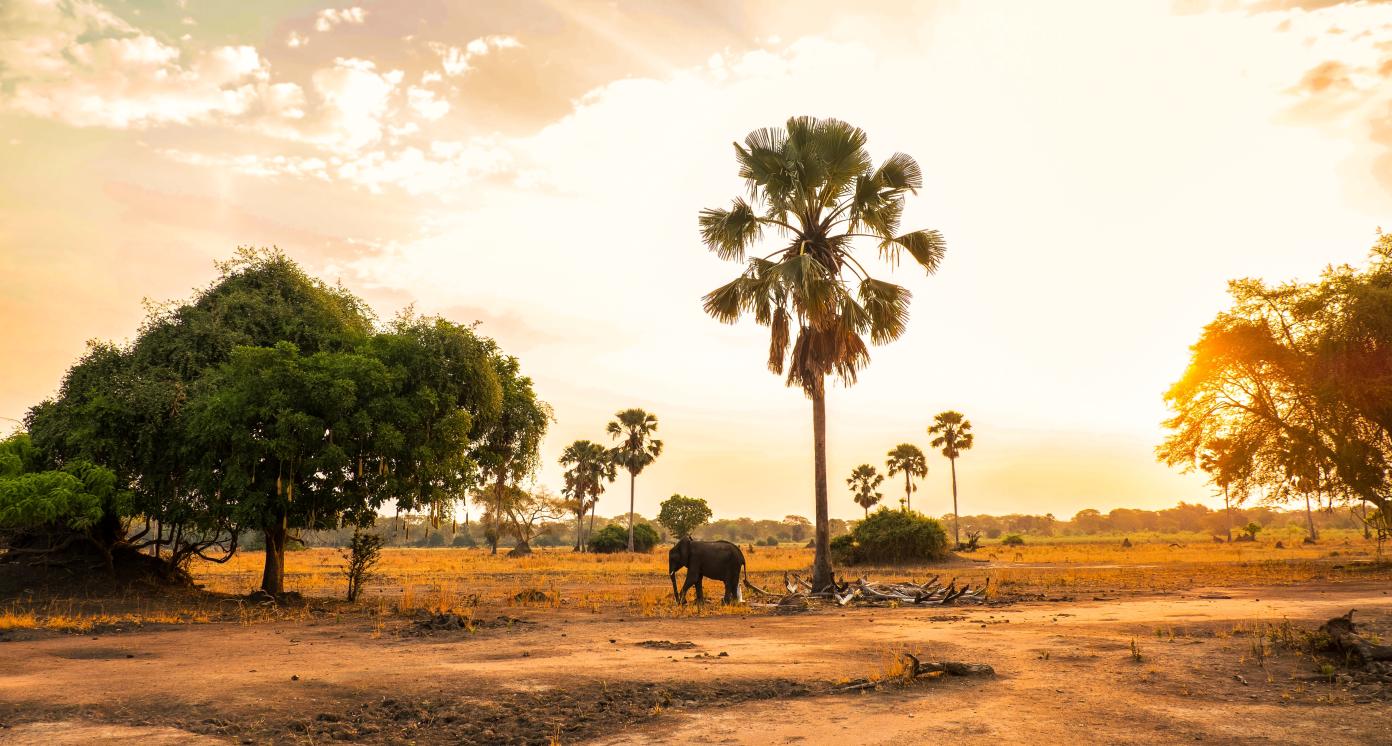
(2, 0, 1391, 522)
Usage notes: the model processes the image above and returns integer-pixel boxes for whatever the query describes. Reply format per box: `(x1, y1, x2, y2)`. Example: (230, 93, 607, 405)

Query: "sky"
(3, 0, 1392, 522)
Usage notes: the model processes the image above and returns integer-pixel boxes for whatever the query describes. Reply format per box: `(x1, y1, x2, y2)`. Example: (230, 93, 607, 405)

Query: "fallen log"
(1320, 610, 1392, 663)
(833, 652, 995, 692)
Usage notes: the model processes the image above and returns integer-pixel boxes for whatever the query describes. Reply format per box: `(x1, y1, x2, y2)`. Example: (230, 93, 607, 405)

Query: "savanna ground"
(2, 531, 1390, 744)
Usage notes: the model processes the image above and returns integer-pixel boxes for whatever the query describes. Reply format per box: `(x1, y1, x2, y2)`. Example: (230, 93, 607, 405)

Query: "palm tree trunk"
(810, 377, 833, 592)
(574, 507, 584, 551)
(588, 498, 597, 547)
(950, 456, 960, 548)
(626, 471, 636, 552)
(904, 472, 912, 512)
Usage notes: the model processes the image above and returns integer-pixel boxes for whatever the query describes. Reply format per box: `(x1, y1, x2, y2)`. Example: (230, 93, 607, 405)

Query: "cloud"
(406, 86, 449, 121)
(287, 31, 309, 48)
(314, 7, 366, 33)
(0, 0, 268, 128)
(429, 35, 522, 76)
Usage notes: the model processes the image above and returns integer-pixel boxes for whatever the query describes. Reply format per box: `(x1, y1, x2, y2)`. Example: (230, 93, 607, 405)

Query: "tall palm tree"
(700, 117, 946, 590)
(928, 411, 973, 547)
(607, 408, 664, 552)
(559, 440, 616, 552)
(885, 443, 928, 512)
(847, 464, 884, 517)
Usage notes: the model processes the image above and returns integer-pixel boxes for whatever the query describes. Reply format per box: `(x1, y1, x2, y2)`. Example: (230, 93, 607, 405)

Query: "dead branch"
(1320, 610, 1392, 663)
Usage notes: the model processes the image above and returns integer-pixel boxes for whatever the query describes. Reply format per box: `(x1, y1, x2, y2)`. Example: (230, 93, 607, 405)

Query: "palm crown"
(885, 443, 928, 509)
(928, 411, 973, 458)
(700, 116, 945, 393)
(606, 408, 663, 475)
(559, 439, 616, 550)
(846, 463, 884, 514)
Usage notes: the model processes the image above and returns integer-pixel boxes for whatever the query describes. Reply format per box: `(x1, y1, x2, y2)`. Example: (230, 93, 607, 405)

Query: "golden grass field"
(2, 530, 1386, 633)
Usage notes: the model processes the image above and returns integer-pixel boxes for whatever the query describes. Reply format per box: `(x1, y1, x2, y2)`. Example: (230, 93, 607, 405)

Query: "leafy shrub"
(451, 532, 476, 548)
(340, 529, 385, 602)
(422, 532, 446, 548)
(1001, 534, 1025, 546)
(761, 536, 780, 547)
(587, 522, 660, 553)
(830, 509, 948, 565)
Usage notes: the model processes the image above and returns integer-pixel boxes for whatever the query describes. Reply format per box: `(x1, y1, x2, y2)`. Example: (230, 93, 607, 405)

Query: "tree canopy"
(656, 494, 712, 539)
(1159, 233, 1392, 525)
(15, 248, 544, 594)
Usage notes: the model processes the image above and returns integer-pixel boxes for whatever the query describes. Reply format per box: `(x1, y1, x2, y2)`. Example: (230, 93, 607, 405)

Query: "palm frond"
(858, 279, 911, 344)
(874, 152, 922, 192)
(699, 199, 762, 261)
(879, 229, 945, 273)
(768, 305, 790, 373)
(702, 276, 750, 324)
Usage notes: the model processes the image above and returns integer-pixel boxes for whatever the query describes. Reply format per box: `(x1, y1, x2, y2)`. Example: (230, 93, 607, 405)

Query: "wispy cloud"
(314, 7, 367, 33)
(429, 35, 522, 76)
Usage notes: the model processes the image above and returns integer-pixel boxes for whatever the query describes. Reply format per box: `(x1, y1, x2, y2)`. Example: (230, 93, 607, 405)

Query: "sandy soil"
(1, 581, 1389, 744)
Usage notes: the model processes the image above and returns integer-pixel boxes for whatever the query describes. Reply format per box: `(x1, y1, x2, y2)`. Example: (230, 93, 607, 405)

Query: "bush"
(1001, 534, 1025, 546)
(587, 522, 660, 553)
(422, 532, 446, 548)
(762, 536, 780, 547)
(340, 529, 385, 602)
(451, 532, 476, 548)
(830, 509, 948, 565)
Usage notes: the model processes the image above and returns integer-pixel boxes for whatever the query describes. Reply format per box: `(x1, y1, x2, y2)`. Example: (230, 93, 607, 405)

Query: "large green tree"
(656, 493, 712, 539)
(606, 408, 663, 552)
(1159, 234, 1392, 533)
(885, 443, 927, 512)
(699, 117, 947, 590)
(22, 249, 520, 595)
(928, 410, 973, 547)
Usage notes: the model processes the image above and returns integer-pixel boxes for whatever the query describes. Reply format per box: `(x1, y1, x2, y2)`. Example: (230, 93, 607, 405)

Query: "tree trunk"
(905, 472, 912, 512)
(575, 508, 585, 551)
(627, 471, 636, 552)
(1224, 486, 1233, 543)
(810, 378, 833, 592)
(261, 512, 287, 596)
(950, 457, 960, 547)
(1305, 493, 1318, 541)
(588, 498, 597, 548)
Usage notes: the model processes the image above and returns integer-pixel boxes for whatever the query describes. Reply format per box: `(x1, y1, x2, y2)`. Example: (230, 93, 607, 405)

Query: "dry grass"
(4, 532, 1387, 634)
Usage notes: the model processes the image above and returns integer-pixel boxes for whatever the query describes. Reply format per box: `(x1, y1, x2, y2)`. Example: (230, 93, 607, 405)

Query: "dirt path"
(1, 582, 1388, 743)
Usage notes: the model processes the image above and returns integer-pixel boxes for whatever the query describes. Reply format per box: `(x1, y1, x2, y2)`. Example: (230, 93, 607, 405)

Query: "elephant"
(668, 536, 746, 605)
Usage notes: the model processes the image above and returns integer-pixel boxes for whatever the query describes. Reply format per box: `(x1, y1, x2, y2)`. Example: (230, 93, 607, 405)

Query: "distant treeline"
(284, 500, 1370, 549)
(955, 502, 1370, 538)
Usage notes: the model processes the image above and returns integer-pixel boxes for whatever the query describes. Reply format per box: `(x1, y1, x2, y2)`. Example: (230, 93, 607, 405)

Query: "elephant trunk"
(670, 571, 680, 604)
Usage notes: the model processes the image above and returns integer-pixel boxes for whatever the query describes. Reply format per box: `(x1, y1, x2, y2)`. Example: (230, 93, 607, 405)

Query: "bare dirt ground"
(2, 577, 1389, 744)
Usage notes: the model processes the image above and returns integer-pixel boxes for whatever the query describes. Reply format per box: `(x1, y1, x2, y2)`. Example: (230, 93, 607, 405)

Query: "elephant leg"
(693, 567, 706, 604)
(678, 571, 697, 606)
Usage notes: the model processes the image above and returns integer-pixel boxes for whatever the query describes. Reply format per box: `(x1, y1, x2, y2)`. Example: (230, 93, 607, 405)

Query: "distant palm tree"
(885, 443, 927, 512)
(700, 117, 946, 590)
(607, 408, 664, 552)
(928, 411, 974, 547)
(847, 464, 885, 517)
(559, 440, 617, 551)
